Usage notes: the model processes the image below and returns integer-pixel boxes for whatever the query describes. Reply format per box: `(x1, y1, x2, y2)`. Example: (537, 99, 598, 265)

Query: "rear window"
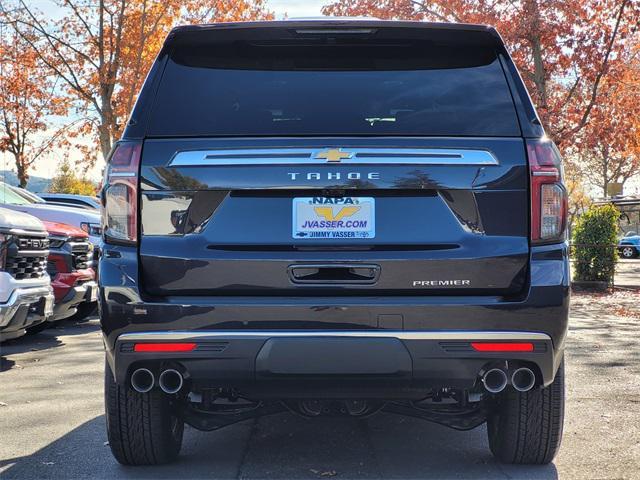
(148, 32, 520, 137)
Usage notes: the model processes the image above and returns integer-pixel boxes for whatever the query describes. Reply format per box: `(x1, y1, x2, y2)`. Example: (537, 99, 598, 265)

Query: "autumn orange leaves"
(324, 0, 640, 198)
(0, 0, 273, 187)
(1, 0, 638, 196)
(0, 28, 69, 186)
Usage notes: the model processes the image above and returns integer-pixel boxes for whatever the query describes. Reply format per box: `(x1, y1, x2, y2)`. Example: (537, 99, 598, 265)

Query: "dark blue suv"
(100, 20, 569, 466)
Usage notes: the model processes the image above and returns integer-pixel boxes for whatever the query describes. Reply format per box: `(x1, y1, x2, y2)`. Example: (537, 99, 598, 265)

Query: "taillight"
(134, 343, 197, 352)
(102, 141, 141, 245)
(527, 139, 568, 244)
(471, 342, 534, 352)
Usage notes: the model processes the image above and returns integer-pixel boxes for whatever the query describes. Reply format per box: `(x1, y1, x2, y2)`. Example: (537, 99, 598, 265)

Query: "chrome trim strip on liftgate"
(118, 330, 550, 342)
(168, 148, 499, 167)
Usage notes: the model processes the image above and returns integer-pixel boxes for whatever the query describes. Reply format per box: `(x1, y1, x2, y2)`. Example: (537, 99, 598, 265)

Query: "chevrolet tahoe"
(100, 20, 569, 466)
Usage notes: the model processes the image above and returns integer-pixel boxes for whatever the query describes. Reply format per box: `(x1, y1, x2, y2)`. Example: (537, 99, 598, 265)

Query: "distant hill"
(0, 170, 52, 193)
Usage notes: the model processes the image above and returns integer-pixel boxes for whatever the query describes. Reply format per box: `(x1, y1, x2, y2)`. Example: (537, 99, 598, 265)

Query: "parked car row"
(0, 187, 100, 342)
(0, 183, 101, 246)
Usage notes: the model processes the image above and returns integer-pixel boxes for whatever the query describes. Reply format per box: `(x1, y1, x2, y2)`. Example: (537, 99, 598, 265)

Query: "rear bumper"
(113, 330, 556, 396)
(0, 285, 54, 340)
(100, 243, 570, 394)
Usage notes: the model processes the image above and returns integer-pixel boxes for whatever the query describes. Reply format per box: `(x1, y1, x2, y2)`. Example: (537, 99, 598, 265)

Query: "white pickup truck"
(0, 207, 54, 341)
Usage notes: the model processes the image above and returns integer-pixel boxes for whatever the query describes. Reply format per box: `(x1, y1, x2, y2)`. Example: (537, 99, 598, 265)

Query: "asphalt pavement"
(1, 286, 639, 479)
(616, 259, 640, 288)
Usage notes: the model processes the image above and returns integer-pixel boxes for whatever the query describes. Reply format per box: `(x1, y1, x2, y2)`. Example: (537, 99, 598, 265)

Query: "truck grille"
(6, 256, 48, 279)
(6, 235, 49, 280)
(69, 239, 92, 269)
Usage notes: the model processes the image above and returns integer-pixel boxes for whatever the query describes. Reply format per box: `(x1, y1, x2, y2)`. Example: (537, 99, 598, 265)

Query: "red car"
(27, 221, 97, 333)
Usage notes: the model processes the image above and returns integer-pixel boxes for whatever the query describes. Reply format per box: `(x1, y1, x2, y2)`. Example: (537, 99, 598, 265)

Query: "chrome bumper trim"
(118, 330, 551, 342)
(0, 286, 54, 328)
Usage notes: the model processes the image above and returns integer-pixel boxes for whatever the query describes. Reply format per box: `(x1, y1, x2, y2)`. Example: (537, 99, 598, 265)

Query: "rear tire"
(104, 360, 184, 465)
(487, 358, 565, 464)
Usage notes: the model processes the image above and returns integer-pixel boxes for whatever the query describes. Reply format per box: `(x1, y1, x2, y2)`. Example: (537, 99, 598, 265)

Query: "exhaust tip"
(511, 367, 536, 392)
(131, 368, 154, 393)
(482, 368, 508, 394)
(158, 369, 184, 394)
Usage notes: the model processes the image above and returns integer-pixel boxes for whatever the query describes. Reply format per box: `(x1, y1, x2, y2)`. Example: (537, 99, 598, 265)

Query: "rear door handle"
(288, 264, 380, 284)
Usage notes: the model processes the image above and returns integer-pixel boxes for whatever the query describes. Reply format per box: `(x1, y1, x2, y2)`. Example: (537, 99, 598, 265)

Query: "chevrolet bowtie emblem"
(314, 148, 354, 162)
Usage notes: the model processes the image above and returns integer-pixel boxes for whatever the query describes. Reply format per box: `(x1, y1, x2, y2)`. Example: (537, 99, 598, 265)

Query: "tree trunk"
(602, 154, 609, 198)
(98, 122, 112, 161)
(98, 87, 114, 160)
(527, 0, 548, 130)
(15, 153, 28, 188)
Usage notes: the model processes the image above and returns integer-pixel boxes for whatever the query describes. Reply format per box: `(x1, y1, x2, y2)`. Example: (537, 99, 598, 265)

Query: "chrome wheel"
(621, 246, 637, 258)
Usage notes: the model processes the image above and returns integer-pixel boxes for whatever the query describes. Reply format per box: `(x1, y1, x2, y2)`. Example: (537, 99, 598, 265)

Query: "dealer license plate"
(292, 197, 375, 239)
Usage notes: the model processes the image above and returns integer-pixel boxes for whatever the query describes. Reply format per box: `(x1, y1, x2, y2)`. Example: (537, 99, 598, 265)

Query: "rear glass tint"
(148, 35, 520, 137)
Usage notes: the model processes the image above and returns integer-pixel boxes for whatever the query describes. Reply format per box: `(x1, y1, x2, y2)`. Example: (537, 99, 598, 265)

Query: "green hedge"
(572, 204, 619, 283)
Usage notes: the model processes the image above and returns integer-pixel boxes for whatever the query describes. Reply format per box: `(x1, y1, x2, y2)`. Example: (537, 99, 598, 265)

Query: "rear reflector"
(134, 343, 197, 352)
(471, 342, 534, 352)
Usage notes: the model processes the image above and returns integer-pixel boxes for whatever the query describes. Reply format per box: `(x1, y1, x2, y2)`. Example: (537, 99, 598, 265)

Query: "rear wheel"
(105, 360, 184, 465)
(487, 358, 565, 464)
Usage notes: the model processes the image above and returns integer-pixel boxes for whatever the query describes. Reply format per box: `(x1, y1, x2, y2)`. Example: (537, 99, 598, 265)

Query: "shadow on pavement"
(0, 334, 64, 371)
(0, 412, 558, 480)
(48, 317, 102, 337)
(0, 319, 100, 362)
(0, 356, 15, 372)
